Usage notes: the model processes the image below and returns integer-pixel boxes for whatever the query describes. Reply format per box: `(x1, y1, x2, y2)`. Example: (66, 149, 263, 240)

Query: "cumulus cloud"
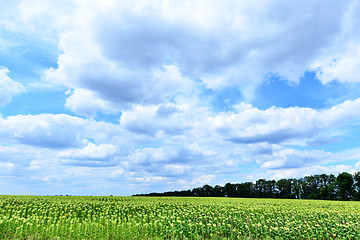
(45, 20, 194, 115)
(42, 0, 358, 111)
(0, 114, 87, 148)
(269, 165, 353, 180)
(58, 143, 117, 159)
(313, 44, 360, 84)
(0, 66, 25, 106)
(259, 149, 336, 169)
(312, 0, 360, 84)
(121, 104, 191, 136)
(125, 145, 205, 167)
(211, 98, 360, 144)
(0, 114, 124, 149)
(58, 143, 120, 167)
(65, 88, 119, 117)
(164, 164, 192, 176)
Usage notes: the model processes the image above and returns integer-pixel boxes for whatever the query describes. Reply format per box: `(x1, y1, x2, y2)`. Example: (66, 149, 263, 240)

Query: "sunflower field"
(0, 196, 359, 239)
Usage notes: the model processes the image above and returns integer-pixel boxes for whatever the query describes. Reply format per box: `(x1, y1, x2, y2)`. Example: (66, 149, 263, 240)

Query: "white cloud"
(126, 145, 205, 166)
(0, 66, 25, 106)
(259, 149, 336, 169)
(110, 168, 124, 178)
(313, 43, 360, 84)
(211, 98, 360, 144)
(121, 104, 191, 136)
(0, 162, 15, 169)
(0, 114, 125, 150)
(192, 175, 216, 186)
(65, 88, 119, 117)
(42, 0, 356, 110)
(312, 0, 360, 84)
(58, 143, 117, 159)
(164, 164, 191, 176)
(269, 165, 353, 180)
(0, 114, 86, 148)
(17, 0, 77, 34)
(0, 96, 356, 192)
(131, 176, 168, 183)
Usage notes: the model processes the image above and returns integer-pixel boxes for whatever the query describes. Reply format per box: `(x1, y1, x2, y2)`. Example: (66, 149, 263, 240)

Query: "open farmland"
(0, 196, 360, 239)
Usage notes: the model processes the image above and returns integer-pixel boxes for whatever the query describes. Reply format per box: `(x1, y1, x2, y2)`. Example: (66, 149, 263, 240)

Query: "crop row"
(0, 196, 359, 239)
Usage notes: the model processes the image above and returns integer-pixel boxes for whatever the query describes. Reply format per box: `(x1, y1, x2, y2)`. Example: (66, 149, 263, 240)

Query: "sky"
(1, 0, 360, 196)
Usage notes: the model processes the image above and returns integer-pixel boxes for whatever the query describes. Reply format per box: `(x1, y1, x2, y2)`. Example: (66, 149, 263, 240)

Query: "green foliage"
(139, 172, 360, 201)
(1, 196, 360, 239)
(337, 172, 354, 201)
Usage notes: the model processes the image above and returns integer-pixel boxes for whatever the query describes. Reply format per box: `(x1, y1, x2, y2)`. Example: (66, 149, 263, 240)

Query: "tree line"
(134, 171, 360, 201)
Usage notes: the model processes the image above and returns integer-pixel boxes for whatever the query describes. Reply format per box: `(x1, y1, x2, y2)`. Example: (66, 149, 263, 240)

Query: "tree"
(212, 185, 224, 197)
(326, 174, 337, 200)
(265, 180, 277, 198)
(224, 183, 236, 197)
(276, 179, 293, 199)
(203, 185, 214, 197)
(316, 174, 337, 200)
(236, 182, 254, 198)
(135, 171, 360, 201)
(300, 176, 320, 199)
(291, 178, 301, 199)
(353, 171, 360, 200)
(337, 172, 354, 201)
(255, 179, 267, 198)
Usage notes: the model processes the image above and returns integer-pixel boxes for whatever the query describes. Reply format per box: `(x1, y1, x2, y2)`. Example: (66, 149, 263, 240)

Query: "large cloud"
(258, 149, 336, 169)
(0, 114, 86, 148)
(0, 114, 125, 149)
(120, 104, 192, 136)
(312, 0, 360, 84)
(44, 0, 357, 114)
(64, 88, 119, 117)
(210, 98, 360, 144)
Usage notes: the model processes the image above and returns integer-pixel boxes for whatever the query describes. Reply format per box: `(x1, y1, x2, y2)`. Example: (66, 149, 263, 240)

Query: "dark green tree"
(354, 171, 360, 200)
(276, 179, 293, 199)
(203, 185, 214, 197)
(223, 183, 236, 197)
(290, 178, 301, 199)
(255, 179, 267, 198)
(265, 180, 277, 198)
(300, 176, 320, 199)
(236, 182, 254, 198)
(337, 172, 354, 201)
(212, 185, 224, 197)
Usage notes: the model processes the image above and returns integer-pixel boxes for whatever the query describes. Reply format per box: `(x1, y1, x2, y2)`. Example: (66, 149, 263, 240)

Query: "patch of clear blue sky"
(0, 88, 72, 117)
(318, 125, 360, 153)
(1, 89, 123, 124)
(0, 30, 70, 118)
(252, 71, 359, 110)
(0, 30, 59, 82)
(200, 71, 360, 114)
(0, 30, 125, 123)
(95, 112, 122, 124)
(200, 86, 244, 112)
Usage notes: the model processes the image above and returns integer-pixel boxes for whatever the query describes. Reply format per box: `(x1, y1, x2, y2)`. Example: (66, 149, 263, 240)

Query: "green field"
(0, 196, 359, 239)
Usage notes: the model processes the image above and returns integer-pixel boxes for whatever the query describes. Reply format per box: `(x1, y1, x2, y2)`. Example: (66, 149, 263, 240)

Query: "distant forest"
(134, 172, 360, 201)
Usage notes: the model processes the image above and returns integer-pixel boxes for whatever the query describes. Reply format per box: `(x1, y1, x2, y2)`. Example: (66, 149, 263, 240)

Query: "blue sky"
(1, 0, 360, 195)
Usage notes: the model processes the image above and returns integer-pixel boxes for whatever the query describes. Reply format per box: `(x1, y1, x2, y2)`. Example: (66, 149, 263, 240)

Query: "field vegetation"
(1, 196, 360, 239)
